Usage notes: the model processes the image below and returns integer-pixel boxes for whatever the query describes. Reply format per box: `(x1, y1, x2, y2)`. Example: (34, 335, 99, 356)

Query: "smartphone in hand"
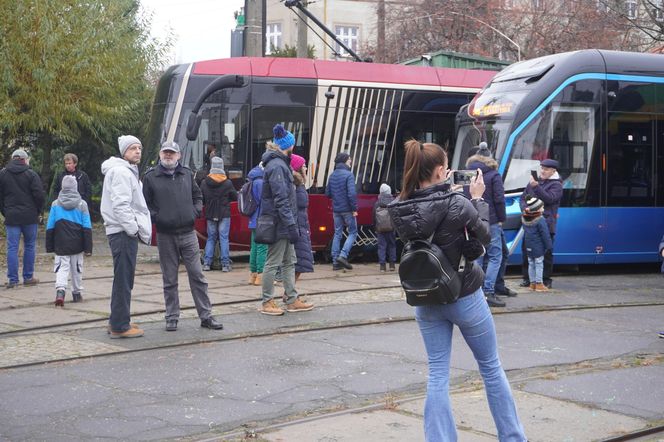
(530, 170, 538, 181)
(453, 170, 477, 185)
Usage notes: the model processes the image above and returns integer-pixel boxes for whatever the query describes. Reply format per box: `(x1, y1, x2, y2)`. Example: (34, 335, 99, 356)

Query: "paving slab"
(523, 364, 664, 420)
(399, 390, 648, 442)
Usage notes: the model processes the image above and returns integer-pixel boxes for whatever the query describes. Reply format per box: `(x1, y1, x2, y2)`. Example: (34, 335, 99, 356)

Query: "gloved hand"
(287, 224, 300, 244)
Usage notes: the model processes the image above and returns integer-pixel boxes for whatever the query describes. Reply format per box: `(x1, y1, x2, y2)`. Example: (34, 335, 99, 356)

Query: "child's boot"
(248, 272, 257, 285)
(534, 283, 549, 292)
(253, 273, 262, 286)
(72, 292, 83, 303)
(379, 263, 386, 272)
(55, 289, 65, 307)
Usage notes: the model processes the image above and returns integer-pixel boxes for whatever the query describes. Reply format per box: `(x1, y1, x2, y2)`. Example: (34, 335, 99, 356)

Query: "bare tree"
(370, 0, 649, 64)
(598, 0, 664, 50)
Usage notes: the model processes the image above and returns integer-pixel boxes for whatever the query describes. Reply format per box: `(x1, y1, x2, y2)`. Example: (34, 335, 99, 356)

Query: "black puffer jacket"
(200, 175, 237, 220)
(388, 182, 491, 298)
(0, 160, 45, 225)
(142, 163, 203, 235)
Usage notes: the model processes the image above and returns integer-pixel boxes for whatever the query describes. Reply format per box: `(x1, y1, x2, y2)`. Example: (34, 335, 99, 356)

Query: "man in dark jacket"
(325, 152, 357, 270)
(519, 158, 563, 288)
(465, 145, 506, 307)
(256, 125, 314, 316)
(200, 156, 237, 272)
(142, 141, 223, 332)
(53, 153, 92, 208)
(0, 149, 45, 288)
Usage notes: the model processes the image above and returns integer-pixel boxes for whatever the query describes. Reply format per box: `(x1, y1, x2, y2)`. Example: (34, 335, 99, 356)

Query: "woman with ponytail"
(388, 140, 526, 441)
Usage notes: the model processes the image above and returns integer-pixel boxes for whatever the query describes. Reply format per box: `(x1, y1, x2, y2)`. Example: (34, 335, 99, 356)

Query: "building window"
(626, 0, 637, 18)
(335, 25, 359, 57)
(266, 23, 282, 54)
(532, 0, 545, 10)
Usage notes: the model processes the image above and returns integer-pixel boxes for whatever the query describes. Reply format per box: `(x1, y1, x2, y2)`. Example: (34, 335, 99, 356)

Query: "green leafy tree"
(0, 0, 169, 193)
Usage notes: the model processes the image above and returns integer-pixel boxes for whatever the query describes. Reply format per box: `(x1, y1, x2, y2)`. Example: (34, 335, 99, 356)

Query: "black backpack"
(398, 234, 465, 306)
(238, 179, 257, 217)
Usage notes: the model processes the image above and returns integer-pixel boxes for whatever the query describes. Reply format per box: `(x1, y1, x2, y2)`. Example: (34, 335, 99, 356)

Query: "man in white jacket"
(101, 135, 152, 338)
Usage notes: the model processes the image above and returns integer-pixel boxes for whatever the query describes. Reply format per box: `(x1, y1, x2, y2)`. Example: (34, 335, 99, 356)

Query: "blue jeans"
(6, 224, 38, 284)
(477, 224, 503, 294)
(204, 218, 231, 266)
(377, 231, 396, 264)
(331, 212, 357, 261)
(415, 289, 526, 441)
(528, 256, 544, 284)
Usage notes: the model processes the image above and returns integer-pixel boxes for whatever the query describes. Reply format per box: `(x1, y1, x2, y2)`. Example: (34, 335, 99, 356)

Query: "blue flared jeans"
(415, 289, 526, 441)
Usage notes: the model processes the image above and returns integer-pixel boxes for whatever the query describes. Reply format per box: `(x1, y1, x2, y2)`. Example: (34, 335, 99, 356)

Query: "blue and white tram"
(452, 49, 664, 265)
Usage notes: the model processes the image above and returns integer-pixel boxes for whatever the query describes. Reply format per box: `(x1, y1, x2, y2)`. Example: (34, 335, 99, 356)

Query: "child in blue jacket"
(521, 197, 553, 292)
(46, 176, 93, 306)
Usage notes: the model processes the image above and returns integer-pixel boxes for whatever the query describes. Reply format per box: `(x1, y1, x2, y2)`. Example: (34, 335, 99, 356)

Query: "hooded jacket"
(46, 187, 93, 256)
(388, 182, 492, 298)
(53, 169, 92, 206)
(260, 145, 297, 240)
(326, 163, 357, 213)
(247, 165, 264, 230)
(293, 171, 314, 273)
(142, 163, 203, 235)
(100, 157, 152, 244)
(521, 214, 553, 258)
(519, 172, 563, 234)
(0, 159, 45, 225)
(465, 154, 506, 225)
(200, 173, 237, 220)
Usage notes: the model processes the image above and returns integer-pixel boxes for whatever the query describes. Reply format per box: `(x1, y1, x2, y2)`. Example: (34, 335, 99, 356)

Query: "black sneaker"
(485, 293, 506, 307)
(380, 263, 386, 272)
(518, 280, 531, 288)
(165, 319, 178, 331)
(389, 263, 396, 271)
(333, 263, 342, 271)
(5, 281, 18, 289)
(544, 279, 553, 289)
(496, 287, 518, 297)
(72, 292, 83, 303)
(336, 256, 353, 270)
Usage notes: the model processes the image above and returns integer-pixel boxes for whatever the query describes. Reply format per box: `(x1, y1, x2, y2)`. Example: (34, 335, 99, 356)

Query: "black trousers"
(522, 232, 555, 283)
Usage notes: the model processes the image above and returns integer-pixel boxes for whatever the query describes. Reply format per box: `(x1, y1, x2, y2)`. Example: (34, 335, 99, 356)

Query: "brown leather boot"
(530, 283, 536, 290)
(534, 283, 549, 292)
(253, 273, 262, 286)
(248, 272, 257, 285)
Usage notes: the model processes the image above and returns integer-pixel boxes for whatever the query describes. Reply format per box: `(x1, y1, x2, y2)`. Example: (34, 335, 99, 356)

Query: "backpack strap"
(458, 228, 469, 273)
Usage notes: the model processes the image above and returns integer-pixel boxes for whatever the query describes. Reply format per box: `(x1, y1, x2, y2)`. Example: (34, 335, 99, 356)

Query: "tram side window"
(251, 105, 311, 168)
(504, 81, 601, 208)
(180, 100, 249, 188)
(607, 114, 656, 207)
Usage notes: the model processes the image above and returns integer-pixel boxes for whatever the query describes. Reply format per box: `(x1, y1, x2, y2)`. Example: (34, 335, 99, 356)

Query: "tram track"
(1, 276, 663, 339)
(1, 290, 663, 371)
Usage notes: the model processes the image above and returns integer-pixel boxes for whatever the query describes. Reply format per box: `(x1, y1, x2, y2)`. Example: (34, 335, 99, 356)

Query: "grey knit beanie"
(118, 135, 141, 157)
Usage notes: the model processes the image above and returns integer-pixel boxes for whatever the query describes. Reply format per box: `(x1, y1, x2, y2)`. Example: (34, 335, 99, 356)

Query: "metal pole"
(285, 0, 363, 62)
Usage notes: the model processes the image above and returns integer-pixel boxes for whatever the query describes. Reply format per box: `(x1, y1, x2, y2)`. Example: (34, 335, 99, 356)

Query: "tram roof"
(191, 57, 496, 90)
(493, 49, 664, 83)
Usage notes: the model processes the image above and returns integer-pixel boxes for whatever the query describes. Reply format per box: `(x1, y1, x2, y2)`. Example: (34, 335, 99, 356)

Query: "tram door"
(601, 115, 657, 263)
